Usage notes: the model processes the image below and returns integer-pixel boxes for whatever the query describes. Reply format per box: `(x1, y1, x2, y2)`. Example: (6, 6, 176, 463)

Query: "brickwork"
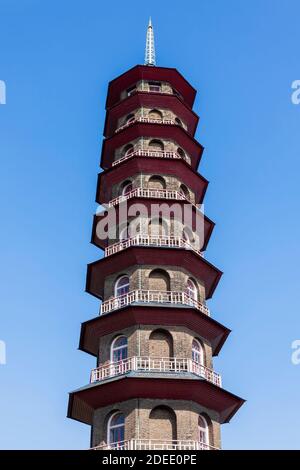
(97, 325, 213, 369)
(117, 107, 188, 131)
(92, 398, 221, 448)
(103, 265, 206, 301)
(113, 137, 192, 165)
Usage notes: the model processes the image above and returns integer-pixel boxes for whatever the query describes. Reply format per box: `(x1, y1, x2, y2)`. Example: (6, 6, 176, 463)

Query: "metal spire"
(144, 17, 156, 66)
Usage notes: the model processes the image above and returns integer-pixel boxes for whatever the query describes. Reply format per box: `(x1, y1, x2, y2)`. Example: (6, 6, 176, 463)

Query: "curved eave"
(106, 65, 197, 109)
(96, 158, 208, 206)
(79, 305, 231, 357)
(104, 91, 199, 137)
(86, 246, 222, 300)
(91, 202, 215, 251)
(68, 376, 245, 425)
(100, 122, 204, 171)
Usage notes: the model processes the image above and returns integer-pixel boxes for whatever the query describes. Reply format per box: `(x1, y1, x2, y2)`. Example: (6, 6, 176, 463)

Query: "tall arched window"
(149, 406, 177, 442)
(148, 218, 168, 237)
(123, 144, 134, 156)
(107, 412, 125, 447)
(192, 339, 204, 365)
(111, 336, 128, 362)
(182, 226, 194, 244)
(185, 278, 198, 301)
(125, 113, 135, 124)
(121, 181, 133, 195)
(114, 275, 130, 297)
(119, 224, 129, 241)
(149, 269, 170, 291)
(175, 117, 183, 127)
(149, 139, 164, 152)
(179, 184, 189, 199)
(148, 175, 166, 190)
(177, 147, 186, 160)
(198, 415, 209, 446)
(148, 109, 163, 120)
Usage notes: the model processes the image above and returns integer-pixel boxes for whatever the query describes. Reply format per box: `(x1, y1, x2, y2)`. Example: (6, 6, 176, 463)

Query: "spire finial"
(144, 17, 156, 66)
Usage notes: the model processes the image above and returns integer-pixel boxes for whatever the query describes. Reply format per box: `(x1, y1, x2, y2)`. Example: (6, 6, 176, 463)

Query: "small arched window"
(198, 415, 209, 446)
(114, 276, 130, 297)
(123, 144, 134, 157)
(121, 181, 133, 195)
(148, 109, 163, 120)
(182, 226, 194, 243)
(108, 412, 125, 447)
(177, 147, 186, 160)
(111, 336, 128, 362)
(126, 85, 137, 97)
(148, 175, 166, 190)
(175, 117, 183, 127)
(148, 81, 161, 93)
(186, 278, 198, 301)
(149, 139, 164, 152)
(125, 113, 135, 124)
(179, 184, 189, 199)
(192, 339, 204, 365)
(119, 224, 129, 241)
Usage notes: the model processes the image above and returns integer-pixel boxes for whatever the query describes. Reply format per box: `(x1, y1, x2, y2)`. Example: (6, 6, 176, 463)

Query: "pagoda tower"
(68, 20, 245, 450)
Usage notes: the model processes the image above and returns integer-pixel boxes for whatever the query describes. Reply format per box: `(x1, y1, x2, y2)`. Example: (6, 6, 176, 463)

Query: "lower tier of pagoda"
(68, 376, 245, 425)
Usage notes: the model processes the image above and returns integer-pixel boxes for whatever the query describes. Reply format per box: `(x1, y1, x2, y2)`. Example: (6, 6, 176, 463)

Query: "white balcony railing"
(115, 116, 175, 133)
(105, 235, 203, 258)
(100, 289, 210, 316)
(92, 439, 218, 451)
(112, 149, 185, 167)
(90, 356, 222, 387)
(108, 187, 191, 207)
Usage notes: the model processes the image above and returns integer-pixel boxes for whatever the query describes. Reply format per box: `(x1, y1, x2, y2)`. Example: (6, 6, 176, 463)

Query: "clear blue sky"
(0, 0, 300, 450)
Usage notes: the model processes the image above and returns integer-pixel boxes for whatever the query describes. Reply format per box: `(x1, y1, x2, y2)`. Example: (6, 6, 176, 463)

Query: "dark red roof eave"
(91, 202, 215, 251)
(96, 158, 209, 206)
(103, 91, 200, 138)
(100, 122, 204, 171)
(86, 246, 222, 300)
(79, 305, 231, 358)
(68, 377, 245, 425)
(105, 64, 197, 109)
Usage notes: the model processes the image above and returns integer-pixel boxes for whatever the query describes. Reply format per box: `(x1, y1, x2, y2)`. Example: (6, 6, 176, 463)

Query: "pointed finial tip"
(145, 16, 156, 66)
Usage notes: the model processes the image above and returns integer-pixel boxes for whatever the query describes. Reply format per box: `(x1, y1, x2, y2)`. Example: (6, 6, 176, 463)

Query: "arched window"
(148, 109, 163, 120)
(149, 269, 170, 291)
(179, 184, 189, 199)
(148, 175, 166, 190)
(177, 147, 186, 160)
(185, 278, 198, 301)
(198, 415, 209, 446)
(148, 218, 168, 237)
(119, 225, 129, 241)
(107, 412, 125, 447)
(114, 275, 130, 297)
(192, 339, 204, 365)
(125, 113, 135, 124)
(123, 144, 134, 156)
(121, 180, 133, 195)
(148, 81, 161, 93)
(149, 329, 173, 358)
(175, 117, 183, 127)
(182, 226, 194, 243)
(149, 139, 164, 152)
(126, 85, 136, 97)
(111, 336, 128, 362)
(149, 406, 177, 442)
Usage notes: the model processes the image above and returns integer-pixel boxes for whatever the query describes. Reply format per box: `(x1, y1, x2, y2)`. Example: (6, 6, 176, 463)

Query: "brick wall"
(92, 398, 221, 449)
